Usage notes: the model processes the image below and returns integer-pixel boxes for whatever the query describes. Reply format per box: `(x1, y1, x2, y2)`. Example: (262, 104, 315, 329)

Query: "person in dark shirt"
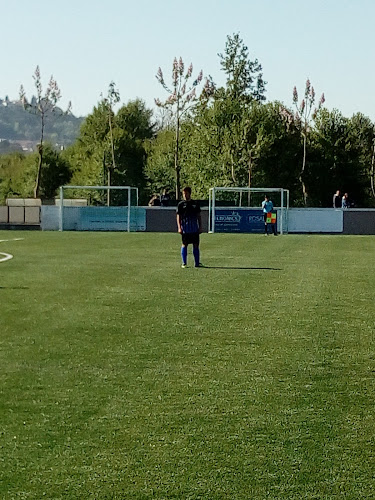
(160, 188, 170, 207)
(342, 192, 350, 209)
(176, 186, 203, 268)
(333, 190, 341, 208)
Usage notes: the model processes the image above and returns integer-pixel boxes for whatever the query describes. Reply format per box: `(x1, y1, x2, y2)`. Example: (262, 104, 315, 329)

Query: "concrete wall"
(3, 203, 375, 234)
(343, 209, 375, 235)
(0, 206, 9, 223)
(2, 199, 41, 225)
(288, 208, 343, 233)
(145, 207, 209, 232)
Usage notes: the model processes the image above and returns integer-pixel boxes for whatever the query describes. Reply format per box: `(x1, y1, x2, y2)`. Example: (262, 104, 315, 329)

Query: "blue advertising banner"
(214, 208, 266, 233)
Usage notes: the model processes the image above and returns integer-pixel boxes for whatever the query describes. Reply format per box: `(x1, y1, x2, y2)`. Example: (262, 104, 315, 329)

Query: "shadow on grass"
(201, 266, 282, 271)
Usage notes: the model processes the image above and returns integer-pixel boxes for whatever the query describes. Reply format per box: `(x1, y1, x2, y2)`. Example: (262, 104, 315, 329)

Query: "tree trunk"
(34, 146, 43, 199)
(175, 115, 181, 199)
(107, 168, 111, 206)
(34, 114, 45, 199)
(231, 151, 236, 184)
(248, 152, 252, 206)
(300, 133, 308, 206)
(371, 137, 375, 198)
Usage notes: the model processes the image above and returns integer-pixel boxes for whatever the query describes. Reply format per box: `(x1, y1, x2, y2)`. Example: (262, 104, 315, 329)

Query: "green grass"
(1, 231, 375, 499)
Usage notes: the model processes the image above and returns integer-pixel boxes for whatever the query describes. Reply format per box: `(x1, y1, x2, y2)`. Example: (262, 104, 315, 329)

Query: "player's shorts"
(181, 232, 200, 246)
(263, 213, 268, 222)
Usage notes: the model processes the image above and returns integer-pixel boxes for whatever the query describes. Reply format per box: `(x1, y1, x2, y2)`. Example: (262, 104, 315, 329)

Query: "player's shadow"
(0, 286, 29, 290)
(202, 266, 282, 271)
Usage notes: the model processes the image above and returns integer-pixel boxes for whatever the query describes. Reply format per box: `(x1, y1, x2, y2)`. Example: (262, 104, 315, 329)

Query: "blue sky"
(2, 0, 374, 120)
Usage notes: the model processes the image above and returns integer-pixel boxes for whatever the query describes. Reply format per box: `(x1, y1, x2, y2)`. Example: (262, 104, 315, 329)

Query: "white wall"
(288, 208, 343, 233)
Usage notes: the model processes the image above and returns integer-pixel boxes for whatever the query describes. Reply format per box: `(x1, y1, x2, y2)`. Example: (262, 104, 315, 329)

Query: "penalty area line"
(0, 252, 13, 263)
(0, 238, 24, 243)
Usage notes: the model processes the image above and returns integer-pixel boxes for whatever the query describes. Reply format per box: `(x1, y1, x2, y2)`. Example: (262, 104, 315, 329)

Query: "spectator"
(148, 194, 161, 206)
(333, 190, 341, 208)
(342, 193, 350, 209)
(160, 188, 170, 207)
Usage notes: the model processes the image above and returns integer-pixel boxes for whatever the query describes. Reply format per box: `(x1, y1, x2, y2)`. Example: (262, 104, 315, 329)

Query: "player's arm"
(198, 214, 202, 233)
(177, 214, 183, 233)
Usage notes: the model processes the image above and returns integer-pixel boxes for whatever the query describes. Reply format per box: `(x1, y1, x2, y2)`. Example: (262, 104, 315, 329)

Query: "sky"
(2, 0, 375, 120)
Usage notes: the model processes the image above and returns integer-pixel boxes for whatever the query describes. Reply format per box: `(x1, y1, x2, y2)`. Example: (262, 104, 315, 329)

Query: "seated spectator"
(148, 194, 161, 206)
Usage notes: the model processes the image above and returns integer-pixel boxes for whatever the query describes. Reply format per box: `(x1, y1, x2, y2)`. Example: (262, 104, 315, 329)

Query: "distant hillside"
(0, 97, 84, 152)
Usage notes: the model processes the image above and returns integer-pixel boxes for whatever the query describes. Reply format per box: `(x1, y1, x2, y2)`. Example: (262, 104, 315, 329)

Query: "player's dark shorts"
(263, 213, 268, 222)
(181, 232, 200, 245)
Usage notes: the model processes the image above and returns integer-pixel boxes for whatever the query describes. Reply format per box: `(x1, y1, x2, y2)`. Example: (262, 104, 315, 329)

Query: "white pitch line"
(0, 238, 24, 243)
(0, 252, 13, 263)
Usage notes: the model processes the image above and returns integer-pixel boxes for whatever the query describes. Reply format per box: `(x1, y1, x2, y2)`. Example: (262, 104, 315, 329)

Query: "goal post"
(208, 187, 289, 234)
(58, 185, 142, 232)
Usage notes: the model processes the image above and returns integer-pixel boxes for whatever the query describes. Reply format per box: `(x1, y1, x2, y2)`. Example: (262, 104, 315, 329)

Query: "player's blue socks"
(193, 247, 200, 267)
(181, 246, 187, 266)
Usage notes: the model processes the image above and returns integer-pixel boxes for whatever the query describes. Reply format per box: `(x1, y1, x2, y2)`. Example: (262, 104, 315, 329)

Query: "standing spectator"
(333, 190, 341, 208)
(342, 192, 350, 209)
(160, 188, 170, 207)
(261, 195, 277, 236)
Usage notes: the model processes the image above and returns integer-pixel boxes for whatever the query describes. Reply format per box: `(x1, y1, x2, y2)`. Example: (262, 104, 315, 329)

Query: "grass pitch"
(1, 231, 375, 499)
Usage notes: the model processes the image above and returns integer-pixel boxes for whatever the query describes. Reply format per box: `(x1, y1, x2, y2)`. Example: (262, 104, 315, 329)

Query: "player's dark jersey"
(177, 199, 201, 234)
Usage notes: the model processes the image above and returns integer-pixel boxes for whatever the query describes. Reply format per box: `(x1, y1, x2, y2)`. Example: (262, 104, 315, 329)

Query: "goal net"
(208, 187, 289, 234)
(57, 185, 144, 231)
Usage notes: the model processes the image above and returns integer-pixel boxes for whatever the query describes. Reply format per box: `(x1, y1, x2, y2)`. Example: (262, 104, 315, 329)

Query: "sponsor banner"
(214, 209, 265, 233)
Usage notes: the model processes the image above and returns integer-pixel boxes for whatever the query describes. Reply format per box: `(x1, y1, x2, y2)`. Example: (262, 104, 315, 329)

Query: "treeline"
(1, 34, 374, 207)
(0, 100, 83, 147)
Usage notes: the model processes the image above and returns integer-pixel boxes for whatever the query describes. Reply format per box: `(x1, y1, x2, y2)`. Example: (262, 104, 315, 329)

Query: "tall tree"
(19, 66, 71, 198)
(218, 32, 266, 102)
(102, 82, 120, 204)
(155, 57, 214, 199)
(65, 99, 154, 204)
(288, 79, 325, 205)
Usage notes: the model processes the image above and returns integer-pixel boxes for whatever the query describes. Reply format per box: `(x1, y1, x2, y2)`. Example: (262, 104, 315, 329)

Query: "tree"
(38, 144, 71, 199)
(347, 113, 375, 204)
(311, 110, 375, 207)
(191, 34, 268, 189)
(64, 99, 154, 204)
(180, 100, 301, 200)
(19, 66, 71, 198)
(287, 79, 325, 205)
(0, 147, 71, 203)
(155, 57, 214, 199)
(218, 32, 266, 102)
(102, 82, 120, 204)
(145, 128, 177, 197)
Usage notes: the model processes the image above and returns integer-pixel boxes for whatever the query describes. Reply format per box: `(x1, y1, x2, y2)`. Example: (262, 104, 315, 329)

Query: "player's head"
(264, 194, 269, 201)
(182, 187, 192, 201)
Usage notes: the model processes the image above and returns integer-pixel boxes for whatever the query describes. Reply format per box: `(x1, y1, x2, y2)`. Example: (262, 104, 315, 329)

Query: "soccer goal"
(208, 187, 289, 234)
(58, 185, 144, 232)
